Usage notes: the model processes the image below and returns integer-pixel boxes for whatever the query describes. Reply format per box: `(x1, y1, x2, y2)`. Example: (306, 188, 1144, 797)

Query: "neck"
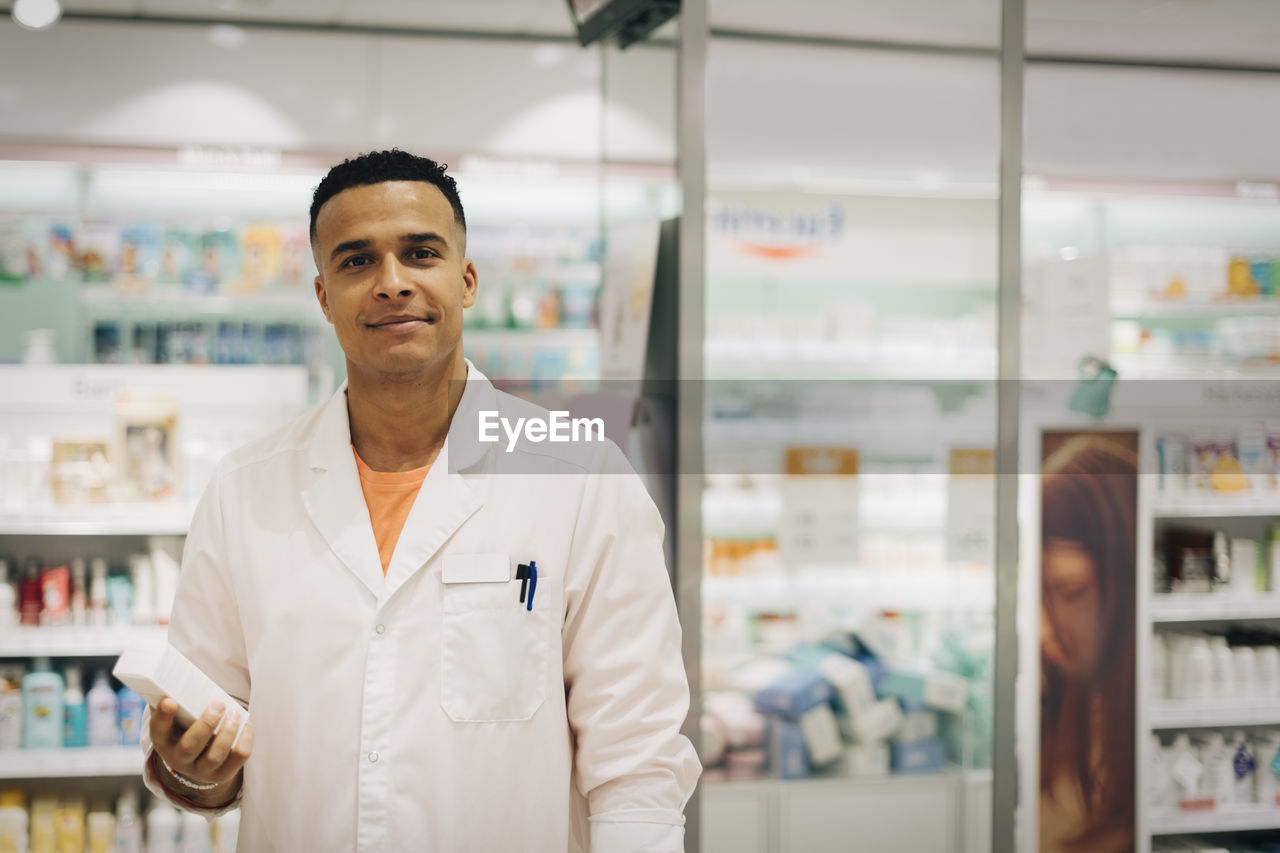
(345, 353, 468, 472)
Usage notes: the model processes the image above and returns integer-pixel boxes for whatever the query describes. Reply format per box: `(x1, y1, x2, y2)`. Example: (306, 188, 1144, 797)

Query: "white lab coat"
(140, 363, 700, 852)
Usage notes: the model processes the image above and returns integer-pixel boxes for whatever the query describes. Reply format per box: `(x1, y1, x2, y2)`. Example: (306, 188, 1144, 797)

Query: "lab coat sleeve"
(562, 443, 701, 853)
(140, 464, 251, 817)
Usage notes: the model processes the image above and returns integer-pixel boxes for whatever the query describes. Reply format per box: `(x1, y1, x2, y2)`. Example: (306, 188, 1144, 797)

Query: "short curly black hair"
(309, 149, 466, 243)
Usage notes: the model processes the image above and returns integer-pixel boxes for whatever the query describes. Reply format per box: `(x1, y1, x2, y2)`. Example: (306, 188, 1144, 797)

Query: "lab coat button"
(375, 624, 385, 635)
(368, 752, 378, 763)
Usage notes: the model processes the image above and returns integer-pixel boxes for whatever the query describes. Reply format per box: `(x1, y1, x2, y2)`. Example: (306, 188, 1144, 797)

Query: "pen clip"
(526, 561, 537, 612)
(516, 563, 529, 604)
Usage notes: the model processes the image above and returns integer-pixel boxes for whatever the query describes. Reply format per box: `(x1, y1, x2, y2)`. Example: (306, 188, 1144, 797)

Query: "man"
(142, 149, 700, 852)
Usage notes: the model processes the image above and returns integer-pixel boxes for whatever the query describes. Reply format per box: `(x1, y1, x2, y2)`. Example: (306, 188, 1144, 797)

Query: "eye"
(409, 247, 438, 260)
(340, 255, 370, 268)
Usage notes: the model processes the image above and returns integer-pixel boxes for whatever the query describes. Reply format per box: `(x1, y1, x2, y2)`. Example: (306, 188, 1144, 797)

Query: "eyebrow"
(329, 232, 450, 262)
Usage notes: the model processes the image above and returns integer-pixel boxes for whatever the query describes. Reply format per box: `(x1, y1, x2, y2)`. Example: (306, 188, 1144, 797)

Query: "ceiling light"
(12, 0, 62, 31)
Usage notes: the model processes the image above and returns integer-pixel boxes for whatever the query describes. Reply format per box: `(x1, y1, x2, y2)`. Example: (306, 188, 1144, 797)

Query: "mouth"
(367, 314, 438, 333)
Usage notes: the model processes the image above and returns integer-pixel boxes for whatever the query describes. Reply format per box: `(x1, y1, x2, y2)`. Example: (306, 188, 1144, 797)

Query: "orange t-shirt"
(353, 448, 431, 575)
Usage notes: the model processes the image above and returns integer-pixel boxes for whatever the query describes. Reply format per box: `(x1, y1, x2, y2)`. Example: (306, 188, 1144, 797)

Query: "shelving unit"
(0, 748, 145, 780)
(1150, 594, 1280, 623)
(0, 626, 167, 657)
(1112, 298, 1280, 319)
(1150, 702, 1280, 730)
(0, 505, 196, 537)
(1150, 807, 1280, 836)
(1152, 496, 1280, 519)
(702, 768, 991, 853)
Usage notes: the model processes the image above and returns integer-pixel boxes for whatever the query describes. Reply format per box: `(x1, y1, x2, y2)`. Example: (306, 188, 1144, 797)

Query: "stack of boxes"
(705, 630, 972, 781)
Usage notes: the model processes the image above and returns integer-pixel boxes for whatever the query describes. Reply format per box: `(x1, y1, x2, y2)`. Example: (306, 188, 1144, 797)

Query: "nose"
(374, 254, 412, 300)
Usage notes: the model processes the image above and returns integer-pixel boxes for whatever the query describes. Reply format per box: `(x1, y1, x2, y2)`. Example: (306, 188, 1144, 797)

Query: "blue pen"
(526, 561, 537, 611)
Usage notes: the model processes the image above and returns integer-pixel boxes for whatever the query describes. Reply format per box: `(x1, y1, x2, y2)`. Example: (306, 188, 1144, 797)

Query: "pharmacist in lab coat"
(139, 149, 700, 852)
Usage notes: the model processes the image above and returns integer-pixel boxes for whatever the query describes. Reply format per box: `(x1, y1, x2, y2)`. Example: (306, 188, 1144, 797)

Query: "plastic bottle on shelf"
(0, 789, 27, 853)
(151, 549, 180, 626)
(21, 657, 64, 749)
(0, 666, 23, 750)
(1203, 732, 1232, 806)
(117, 686, 145, 747)
(1257, 645, 1280, 700)
(88, 559, 109, 628)
(1170, 733, 1202, 807)
(1151, 633, 1168, 701)
(146, 798, 179, 853)
(86, 804, 114, 853)
(1234, 646, 1258, 701)
(54, 795, 85, 853)
(1185, 637, 1213, 703)
(1255, 732, 1280, 808)
(130, 556, 154, 626)
(1210, 636, 1235, 701)
(19, 559, 41, 627)
(1231, 730, 1257, 805)
(68, 557, 87, 627)
(113, 789, 143, 853)
(62, 665, 86, 748)
(86, 670, 118, 748)
(30, 795, 55, 853)
(0, 558, 16, 628)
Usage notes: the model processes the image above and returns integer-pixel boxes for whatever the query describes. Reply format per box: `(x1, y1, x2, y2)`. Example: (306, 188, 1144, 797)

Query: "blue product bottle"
(117, 686, 146, 746)
(62, 665, 87, 748)
(21, 656, 64, 749)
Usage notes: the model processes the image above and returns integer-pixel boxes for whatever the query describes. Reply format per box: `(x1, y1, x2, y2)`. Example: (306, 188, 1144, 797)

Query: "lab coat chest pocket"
(440, 558, 548, 723)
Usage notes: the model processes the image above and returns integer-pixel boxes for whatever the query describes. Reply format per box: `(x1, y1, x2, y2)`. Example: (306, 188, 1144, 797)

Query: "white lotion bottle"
(86, 669, 118, 748)
(1211, 637, 1235, 701)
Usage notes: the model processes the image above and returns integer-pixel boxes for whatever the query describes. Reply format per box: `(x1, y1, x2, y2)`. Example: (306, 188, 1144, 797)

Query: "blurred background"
(2, 1, 1280, 852)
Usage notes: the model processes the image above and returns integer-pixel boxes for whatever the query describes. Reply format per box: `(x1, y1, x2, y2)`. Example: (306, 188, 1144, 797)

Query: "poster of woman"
(1039, 431, 1139, 853)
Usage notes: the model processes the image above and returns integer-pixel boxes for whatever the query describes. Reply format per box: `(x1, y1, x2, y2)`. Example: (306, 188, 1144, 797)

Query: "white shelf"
(0, 503, 196, 536)
(703, 565, 994, 613)
(463, 328, 600, 348)
(0, 747, 144, 779)
(1113, 298, 1280, 319)
(1150, 701, 1280, 729)
(1150, 805, 1280, 836)
(1150, 594, 1280, 622)
(702, 764, 979, 793)
(1152, 494, 1280, 518)
(0, 625, 166, 657)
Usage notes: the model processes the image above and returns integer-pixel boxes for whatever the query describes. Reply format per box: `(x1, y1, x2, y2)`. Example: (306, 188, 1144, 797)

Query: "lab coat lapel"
(301, 385, 384, 598)
(381, 366, 496, 600)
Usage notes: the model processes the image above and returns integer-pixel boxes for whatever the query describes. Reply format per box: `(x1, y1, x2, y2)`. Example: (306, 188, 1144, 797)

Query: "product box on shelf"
(752, 670, 834, 720)
(877, 668, 969, 714)
(768, 718, 810, 780)
(848, 697, 904, 745)
(843, 742, 890, 778)
(890, 738, 945, 775)
(797, 704, 843, 767)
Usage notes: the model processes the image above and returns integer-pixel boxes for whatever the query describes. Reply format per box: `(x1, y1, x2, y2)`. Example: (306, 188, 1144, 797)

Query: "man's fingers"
(207, 719, 254, 781)
(174, 701, 225, 763)
(197, 707, 244, 771)
(148, 696, 179, 747)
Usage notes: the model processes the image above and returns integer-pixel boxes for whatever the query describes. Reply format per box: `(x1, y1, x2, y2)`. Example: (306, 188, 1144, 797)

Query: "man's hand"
(149, 697, 253, 808)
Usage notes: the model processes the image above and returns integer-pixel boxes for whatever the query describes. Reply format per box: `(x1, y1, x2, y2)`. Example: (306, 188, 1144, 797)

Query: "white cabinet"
(702, 771, 992, 853)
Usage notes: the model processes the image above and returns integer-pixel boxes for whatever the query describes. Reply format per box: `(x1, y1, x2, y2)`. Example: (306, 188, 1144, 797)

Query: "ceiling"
(48, 0, 1280, 64)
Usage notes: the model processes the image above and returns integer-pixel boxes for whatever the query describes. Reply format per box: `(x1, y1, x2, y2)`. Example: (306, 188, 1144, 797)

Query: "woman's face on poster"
(1042, 538, 1102, 679)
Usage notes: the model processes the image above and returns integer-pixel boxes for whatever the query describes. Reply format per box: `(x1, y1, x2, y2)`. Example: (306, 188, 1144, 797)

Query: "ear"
(314, 275, 333, 324)
(461, 259, 478, 309)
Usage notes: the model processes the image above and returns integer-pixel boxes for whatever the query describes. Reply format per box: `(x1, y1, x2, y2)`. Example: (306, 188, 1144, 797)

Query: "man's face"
(312, 180, 476, 382)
